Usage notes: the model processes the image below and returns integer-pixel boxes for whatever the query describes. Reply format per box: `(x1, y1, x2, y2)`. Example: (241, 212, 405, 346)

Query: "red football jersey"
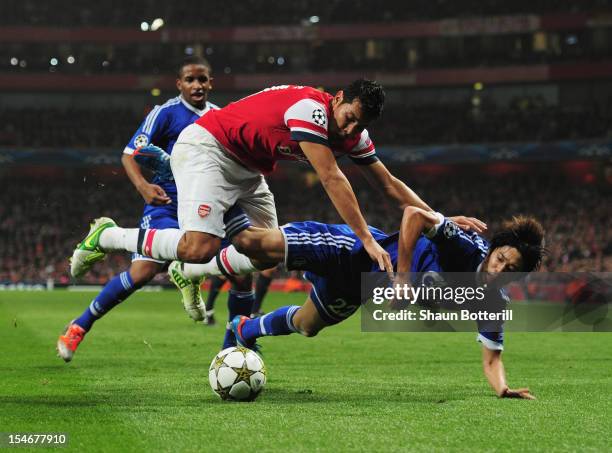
(196, 85, 377, 174)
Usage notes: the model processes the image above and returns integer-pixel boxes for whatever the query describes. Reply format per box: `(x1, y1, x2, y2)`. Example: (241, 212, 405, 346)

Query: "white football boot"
(168, 261, 206, 321)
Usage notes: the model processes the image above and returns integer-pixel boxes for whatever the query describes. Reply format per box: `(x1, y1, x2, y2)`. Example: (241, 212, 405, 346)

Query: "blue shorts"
(304, 271, 361, 324)
(281, 221, 388, 324)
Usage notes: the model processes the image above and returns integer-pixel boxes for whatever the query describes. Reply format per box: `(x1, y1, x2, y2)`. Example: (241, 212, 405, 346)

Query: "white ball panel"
(218, 346, 237, 357)
(208, 369, 218, 389)
(223, 351, 246, 368)
(216, 366, 238, 388)
(210, 347, 235, 370)
(245, 351, 263, 372)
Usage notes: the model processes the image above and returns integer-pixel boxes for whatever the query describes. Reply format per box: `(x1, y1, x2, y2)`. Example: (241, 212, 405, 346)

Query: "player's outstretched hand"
(363, 238, 394, 277)
(388, 276, 414, 311)
(138, 182, 172, 205)
(449, 216, 487, 234)
(501, 387, 536, 400)
(133, 144, 173, 182)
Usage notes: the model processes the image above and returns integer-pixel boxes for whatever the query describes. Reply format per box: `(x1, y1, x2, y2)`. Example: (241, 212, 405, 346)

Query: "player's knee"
(293, 318, 321, 337)
(299, 325, 320, 337)
(231, 274, 253, 292)
(260, 266, 277, 278)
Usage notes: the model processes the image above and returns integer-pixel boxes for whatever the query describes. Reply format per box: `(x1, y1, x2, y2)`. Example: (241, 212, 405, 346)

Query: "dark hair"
(177, 56, 212, 77)
(342, 78, 385, 121)
(489, 215, 546, 272)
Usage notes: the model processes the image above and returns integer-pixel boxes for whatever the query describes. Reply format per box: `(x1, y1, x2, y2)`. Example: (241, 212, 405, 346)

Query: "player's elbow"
(402, 206, 437, 230)
(402, 205, 425, 220)
(120, 153, 132, 167)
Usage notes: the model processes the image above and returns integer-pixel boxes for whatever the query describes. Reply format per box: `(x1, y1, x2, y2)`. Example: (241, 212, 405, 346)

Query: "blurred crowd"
(2, 98, 612, 149)
(371, 97, 612, 145)
(0, 176, 142, 285)
(1, 0, 608, 27)
(0, 108, 136, 149)
(0, 167, 609, 285)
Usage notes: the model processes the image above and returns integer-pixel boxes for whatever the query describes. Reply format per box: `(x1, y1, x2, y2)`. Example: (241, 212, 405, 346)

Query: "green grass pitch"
(0, 290, 610, 452)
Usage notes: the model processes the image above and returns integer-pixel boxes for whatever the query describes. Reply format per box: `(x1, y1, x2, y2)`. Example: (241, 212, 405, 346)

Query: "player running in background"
(58, 57, 254, 361)
(70, 79, 447, 281)
(251, 267, 278, 317)
(201, 276, 226, 325)
(200, 270, 271, 325)
(177, 209, 543, 399)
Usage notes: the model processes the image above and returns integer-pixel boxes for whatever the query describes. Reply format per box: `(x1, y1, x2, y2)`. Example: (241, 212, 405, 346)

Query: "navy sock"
(74, 271, 137, 331)
(222, 288, 254, 349)
(242, 305, 300, 341)
(205, 276, 225, 312)
(252, 275, 272, 314)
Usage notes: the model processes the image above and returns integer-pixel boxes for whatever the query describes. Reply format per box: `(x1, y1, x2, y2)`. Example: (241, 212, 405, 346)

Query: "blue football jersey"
(282, 218, 507, 350)
(123, 96, 218, 215)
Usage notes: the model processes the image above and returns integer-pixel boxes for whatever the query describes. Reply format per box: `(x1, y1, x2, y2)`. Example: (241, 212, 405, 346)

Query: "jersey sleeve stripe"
(142, 97, 180, 133)
(143, 106, 161, 134)
(290, 131, 329, 146)
(351, 148, 376, 158)
(349, 154, 379, 165)
(287, 119, 328, 137)
(290, 127, 327, 140)
(352, 141, 375, 154)
(123, 146, 135, 155)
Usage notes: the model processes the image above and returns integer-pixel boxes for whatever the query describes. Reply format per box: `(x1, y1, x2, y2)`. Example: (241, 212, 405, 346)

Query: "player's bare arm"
(482, 347, 535, 399)
(121, 154, 171, 205)
(396, 207, 440, 275)
(300, 141, 393, 273)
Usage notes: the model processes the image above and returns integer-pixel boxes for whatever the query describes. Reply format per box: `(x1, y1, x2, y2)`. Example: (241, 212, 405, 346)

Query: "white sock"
(100, 227, 183, 260)
(99, 227, 139, 252)
(183, 262, 218, 279)
(182, 245, 257, 279)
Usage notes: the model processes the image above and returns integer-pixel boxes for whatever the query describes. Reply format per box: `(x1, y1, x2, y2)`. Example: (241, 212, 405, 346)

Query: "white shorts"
(171, 123, 278, 238)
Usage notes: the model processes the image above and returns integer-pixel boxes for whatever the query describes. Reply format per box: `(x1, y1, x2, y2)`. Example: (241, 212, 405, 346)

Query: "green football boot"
(70, 217, 117, 278)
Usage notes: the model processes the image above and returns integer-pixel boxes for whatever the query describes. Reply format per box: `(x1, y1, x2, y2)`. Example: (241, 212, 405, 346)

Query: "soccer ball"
(208, 346, 266, 401)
